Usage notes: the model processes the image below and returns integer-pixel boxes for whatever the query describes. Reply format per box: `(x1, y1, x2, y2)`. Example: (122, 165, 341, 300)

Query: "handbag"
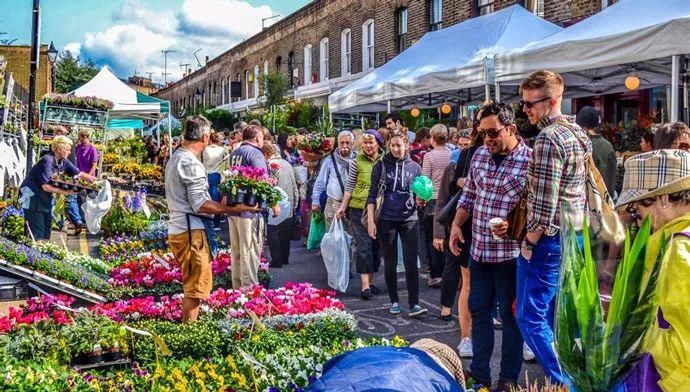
(361, 162, 386, 228)
(437, 148, 474, 227)
(507, 189, 529, 241)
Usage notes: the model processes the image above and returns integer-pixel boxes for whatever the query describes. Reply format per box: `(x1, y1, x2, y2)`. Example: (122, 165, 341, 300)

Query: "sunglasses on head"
(520, 96, 551, 109)
(478, 127, 507, 139)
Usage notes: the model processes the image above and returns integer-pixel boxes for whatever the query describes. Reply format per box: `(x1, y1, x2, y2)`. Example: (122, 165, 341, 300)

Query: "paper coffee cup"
(489, 218, 504, 240)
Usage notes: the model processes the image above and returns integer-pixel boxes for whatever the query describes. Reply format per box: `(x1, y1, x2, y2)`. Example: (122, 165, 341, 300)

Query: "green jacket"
(349, 153, 379, 210)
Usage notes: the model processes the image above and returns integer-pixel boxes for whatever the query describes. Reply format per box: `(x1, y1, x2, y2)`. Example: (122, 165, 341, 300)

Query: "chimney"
(205, 55, 209, 65)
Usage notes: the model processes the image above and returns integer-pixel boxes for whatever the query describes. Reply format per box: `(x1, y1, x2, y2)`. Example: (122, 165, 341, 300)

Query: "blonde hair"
(51, 135, 73, 152)
(430, 124, 449, 144)
(388, 130, 409, 146)
(78, 129, 90, 138)
(520, 69, 565, 98)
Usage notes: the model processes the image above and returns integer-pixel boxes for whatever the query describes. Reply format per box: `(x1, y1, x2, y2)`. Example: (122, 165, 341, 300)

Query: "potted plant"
(63, 311, 108, 365)
(100, 322, 127, 362)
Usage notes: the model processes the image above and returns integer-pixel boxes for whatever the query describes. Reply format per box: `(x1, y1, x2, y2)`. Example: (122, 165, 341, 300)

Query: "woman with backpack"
(366, 131, 428, 317)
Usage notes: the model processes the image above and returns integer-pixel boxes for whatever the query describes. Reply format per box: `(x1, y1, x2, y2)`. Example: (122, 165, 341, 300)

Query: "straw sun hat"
(615, 149, 690, 210)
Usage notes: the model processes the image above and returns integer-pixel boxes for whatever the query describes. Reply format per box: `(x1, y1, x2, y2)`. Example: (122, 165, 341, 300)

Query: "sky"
(0, 0, 311, 84)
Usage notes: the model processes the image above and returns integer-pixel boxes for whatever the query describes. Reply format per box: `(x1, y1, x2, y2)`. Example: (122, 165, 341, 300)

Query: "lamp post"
(26, 0, 41, 171)
(47, 41, 58, 91)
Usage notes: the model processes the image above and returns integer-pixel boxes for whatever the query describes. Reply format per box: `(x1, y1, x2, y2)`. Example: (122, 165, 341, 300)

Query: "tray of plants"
(50, 174, 103, 198)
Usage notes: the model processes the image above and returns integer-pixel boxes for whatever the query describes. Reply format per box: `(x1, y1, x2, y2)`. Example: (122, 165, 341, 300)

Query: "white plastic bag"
(320, 218, 351, 292)
(83, 180, 113, 234)
(268, 188, 291, 226)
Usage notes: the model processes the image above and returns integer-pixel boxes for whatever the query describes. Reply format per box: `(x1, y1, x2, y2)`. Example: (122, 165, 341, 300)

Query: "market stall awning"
(328, 5, 561, 113)
(494, 0, 690, 92)
(71, 67, 169, 129)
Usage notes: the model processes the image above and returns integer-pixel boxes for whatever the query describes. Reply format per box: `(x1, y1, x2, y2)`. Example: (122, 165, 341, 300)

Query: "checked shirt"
(526, 116, 592, 236)
(457, 140, 531, 263)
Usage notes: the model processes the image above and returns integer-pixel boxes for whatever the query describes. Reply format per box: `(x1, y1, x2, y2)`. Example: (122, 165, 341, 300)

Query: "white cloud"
(63, 42, 82, 58)
(76, 0, 276, 84)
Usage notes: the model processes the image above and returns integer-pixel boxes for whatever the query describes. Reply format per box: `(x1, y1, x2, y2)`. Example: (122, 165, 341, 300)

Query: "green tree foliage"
(260, 71, 289, 108)
(54, 51, 99, 93)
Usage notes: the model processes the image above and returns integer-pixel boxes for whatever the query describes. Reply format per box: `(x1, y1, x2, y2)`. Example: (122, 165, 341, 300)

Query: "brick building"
(0, 45, 54, 103)
(155, 0, 616, 117)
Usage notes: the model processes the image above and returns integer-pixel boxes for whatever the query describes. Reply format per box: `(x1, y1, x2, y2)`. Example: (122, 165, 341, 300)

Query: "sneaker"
(369, 284, 381, 295)
(523, 343, 536, 361)
(494, 379, 518, 392)
(360, 288, 372, 300)
(389, 302, 401, 315)
(457, 337, 473, 358)
(427, 277, 442, 288)
(409, 304, 428, 317)
(493, 317, 503, 330)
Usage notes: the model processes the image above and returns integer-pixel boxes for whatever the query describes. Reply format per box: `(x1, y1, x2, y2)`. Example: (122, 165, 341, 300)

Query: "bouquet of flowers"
(218, 165, 282, 208)
(296, 133, 333, 162)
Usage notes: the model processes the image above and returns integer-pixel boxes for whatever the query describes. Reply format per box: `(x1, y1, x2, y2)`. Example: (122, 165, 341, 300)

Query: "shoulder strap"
(331, 153, 345, 193)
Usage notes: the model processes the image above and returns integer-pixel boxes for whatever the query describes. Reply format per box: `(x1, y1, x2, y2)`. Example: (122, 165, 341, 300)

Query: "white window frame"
(320, 38, 329, 81)
(244, 70, 250, 98)
(478, 0, 494, 15)
(221, 78, 225, 105)
(362, 19, 375, 71)
(397, 8, 408, 52)
(429, 0, 443, 30)
(341, 29, 351, 76)
(253, 65, 260, 97)
(263, 60, 269, 95)
(304, 44, 313, 85)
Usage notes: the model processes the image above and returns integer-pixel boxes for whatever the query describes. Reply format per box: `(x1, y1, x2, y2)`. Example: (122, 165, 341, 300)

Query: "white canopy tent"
(494, 0, 690, 121)
(329, 5, 561, 113)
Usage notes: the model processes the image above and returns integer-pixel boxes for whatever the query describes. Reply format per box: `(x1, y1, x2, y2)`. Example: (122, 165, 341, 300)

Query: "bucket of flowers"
(296, 133, 333, 164)
(219, 165, 283, 209)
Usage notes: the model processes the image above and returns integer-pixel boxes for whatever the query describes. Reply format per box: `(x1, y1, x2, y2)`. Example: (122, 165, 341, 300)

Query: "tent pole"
(484, 85, 491, 103)
(387, 100, 391, 114)
(495, 82, 501, 103)
(671, 55, 680, 122)
(167, 111, 173, 158)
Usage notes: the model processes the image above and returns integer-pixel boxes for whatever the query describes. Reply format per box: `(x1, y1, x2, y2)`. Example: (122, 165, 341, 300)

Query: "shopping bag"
(307, 211, 326, 250)
(268, 188, 291, 226)
(321, 218, 351, 292)
(82, 180, 113, 234)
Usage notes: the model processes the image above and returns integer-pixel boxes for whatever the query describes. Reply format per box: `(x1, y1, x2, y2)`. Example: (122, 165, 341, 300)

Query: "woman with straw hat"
(615, 149, 690, 392)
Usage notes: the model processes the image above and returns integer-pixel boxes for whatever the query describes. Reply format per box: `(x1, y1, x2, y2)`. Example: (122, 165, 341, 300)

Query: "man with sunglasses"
(448, 102, 531, 391)
(511, 70, 591, 385)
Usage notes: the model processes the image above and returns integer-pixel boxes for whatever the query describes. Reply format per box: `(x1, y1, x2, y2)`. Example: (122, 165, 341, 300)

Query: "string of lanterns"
(409, 102, 452, 117)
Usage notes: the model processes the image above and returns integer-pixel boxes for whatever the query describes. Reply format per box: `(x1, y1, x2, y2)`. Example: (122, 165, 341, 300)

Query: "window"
(320, 38, 329, 81)
(288, 51, 295, 88)
(304, 44, 312, 85)
(429, 0, 443, 31)
(362, 19, 375, 70)
(478, 0, 494, 15)
(523, 0, 544, 16)
(245, 70, 250, 98)
(254, 65, 260, 97)
(397, 8, 408, 52)
(276, 56, 282, 71)
(341, 29, 351, 76)
(601, 0, 617, 8)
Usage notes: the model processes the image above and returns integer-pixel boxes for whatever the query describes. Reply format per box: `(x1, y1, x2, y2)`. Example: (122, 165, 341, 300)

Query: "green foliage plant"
(556, 215, 665, 391)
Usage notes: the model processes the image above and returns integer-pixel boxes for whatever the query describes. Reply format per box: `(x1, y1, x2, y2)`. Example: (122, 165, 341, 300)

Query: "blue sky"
(0, 0, 310, 82)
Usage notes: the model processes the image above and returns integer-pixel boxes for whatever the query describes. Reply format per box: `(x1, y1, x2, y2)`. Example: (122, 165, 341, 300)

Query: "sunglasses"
(624, 197, 657, 218)
(520, 96, 551, 109)
(478, 126, 507, 139)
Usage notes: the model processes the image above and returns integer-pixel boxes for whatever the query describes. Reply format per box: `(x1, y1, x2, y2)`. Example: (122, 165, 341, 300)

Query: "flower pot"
(103, 350, 122, 362)
(259, 200, 269, 210)
(226, 191, 240, 206)
(245, 192, 258, 206)
(86, 351, 103, 364)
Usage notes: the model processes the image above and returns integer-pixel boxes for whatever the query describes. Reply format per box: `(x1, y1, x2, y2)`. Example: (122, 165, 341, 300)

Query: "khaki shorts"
(169, 230, 213, 299)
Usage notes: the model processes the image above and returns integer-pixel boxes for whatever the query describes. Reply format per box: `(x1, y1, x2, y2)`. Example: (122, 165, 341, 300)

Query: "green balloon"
(411, 175, 434, 201)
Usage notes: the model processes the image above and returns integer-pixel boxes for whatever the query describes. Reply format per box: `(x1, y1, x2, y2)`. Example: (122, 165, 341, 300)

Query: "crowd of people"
(164, 68, 690, 391)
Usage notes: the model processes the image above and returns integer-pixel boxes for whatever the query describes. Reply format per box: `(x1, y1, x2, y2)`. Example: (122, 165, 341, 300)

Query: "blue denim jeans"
(469, 258, 522, 385)
(516, 234, 564, 385)
(65, 194, 83, 225)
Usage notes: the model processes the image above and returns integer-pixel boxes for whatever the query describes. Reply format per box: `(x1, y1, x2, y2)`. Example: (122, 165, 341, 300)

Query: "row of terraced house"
(154, 0, 621, 118)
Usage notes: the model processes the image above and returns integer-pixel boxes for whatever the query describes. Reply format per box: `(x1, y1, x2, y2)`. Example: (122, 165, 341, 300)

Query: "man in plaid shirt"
(515, 70, 591, 385)
(449, 102, 531, 391)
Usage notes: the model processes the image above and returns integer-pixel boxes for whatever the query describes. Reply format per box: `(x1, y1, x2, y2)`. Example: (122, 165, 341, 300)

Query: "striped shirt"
(457, 141, 531, 263)
(422, 147, 452, 200)
(526, 116, 591, 236)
